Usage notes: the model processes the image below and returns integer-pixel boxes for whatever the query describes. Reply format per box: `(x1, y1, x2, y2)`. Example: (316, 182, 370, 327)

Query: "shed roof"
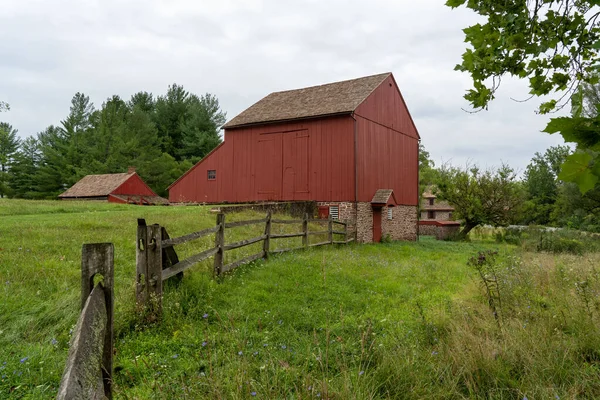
(223, 73, 391, 128)
(59, 172, 135, 198)
(371, 189, 396, 205)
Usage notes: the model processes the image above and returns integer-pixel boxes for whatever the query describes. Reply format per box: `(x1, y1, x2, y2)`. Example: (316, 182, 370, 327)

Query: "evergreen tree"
(179, 93, 225, 162)
(10, 137, 41, 199)
(155, 84, 190, 158)
(36, 126, 73, 198)
(0, 122, 21, 197)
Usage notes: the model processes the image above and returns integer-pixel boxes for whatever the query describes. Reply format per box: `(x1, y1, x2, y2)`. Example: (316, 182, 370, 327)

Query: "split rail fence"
(57, 243, 114, 400)
(136, 212, 354, 317)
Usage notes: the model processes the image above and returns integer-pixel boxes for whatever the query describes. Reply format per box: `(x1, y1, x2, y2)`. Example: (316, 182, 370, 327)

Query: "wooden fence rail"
(57, 243, 114, 400)
(136, 211, 352, 319)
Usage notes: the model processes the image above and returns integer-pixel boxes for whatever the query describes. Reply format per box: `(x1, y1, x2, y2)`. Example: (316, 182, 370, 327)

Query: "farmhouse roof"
(59, 172, 135, 198)
(371, 189, 396, 205)
(223, 72, 391, 128)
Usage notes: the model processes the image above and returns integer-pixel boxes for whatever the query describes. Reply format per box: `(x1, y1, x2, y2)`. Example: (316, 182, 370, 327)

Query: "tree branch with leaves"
(448, 0, 600, 194)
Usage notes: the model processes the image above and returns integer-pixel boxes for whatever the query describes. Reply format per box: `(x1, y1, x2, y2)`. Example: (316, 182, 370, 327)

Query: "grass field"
(2, 199, 600, 399)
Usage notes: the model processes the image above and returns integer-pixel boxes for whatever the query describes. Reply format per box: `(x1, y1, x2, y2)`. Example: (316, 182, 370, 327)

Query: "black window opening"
(429, 198, 434, 206)
(208, 170, 216, 180)
(428, 210, 435, 219)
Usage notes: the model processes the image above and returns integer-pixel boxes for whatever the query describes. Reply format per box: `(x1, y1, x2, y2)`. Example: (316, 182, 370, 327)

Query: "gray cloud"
(0, 0, 568, 172)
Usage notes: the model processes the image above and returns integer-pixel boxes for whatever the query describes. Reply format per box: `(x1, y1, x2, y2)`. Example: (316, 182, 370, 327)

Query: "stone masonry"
(420, 210, 453, 221)
(382, 205, 418, 241)
(317, 201, 417, 243)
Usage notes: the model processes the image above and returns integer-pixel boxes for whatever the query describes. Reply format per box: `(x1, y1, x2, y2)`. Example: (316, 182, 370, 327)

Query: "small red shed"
(59, 168, 168, 205)
(169, 73, 420, 242)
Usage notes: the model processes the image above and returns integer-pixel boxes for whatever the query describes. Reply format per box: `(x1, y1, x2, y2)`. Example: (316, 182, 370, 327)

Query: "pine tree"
(0, 122, 21, 197)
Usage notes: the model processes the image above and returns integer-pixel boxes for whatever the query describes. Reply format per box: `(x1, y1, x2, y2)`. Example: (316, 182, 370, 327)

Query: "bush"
(494, 226, 598, 254)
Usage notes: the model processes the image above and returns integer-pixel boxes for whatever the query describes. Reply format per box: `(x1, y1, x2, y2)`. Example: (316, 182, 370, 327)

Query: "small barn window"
(429, 198, 434, 206)
(207, 170, 216, 180)
(329, 205, 339, 220)
(387, 208, 393, 220)
(428, 210, 435, 219)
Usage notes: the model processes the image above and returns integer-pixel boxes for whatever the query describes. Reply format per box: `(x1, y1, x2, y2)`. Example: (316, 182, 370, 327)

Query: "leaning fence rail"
(136, 211, 353, 318)
(57, 243, 114, 400)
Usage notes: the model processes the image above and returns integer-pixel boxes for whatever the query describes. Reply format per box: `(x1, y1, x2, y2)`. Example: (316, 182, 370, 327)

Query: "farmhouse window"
(207, 170, 216, 180)
(429, 198, 434, 206)
(387, 208, 393, 220)
(329, 205, 339, 220)
(428, 210, 435, 219)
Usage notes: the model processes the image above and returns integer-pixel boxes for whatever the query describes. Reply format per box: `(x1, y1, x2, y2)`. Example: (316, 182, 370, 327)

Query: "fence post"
(328, 215, 333, 244)
(263, 211, 272, 259)
(147, 224, 163, 316)
(80, 243, 114, 399)
(302, 213, 309, 249)
(136, 219, 162, 319)
(136, 219, 148, 307)
(344, 220, 348, 244)
(214, 213, 225, 277)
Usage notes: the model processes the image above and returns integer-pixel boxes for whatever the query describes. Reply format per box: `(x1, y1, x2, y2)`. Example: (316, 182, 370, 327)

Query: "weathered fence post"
(302, 213, 309, 249)
(344, 220, 348, 243)
(263, 211, 272, 259)
(328, 215, 333, 244)
(58, 243, 114, 400)
(214, 213, 225, 276)
(136, 219, 163, 319)
(148, 224, 162, 314)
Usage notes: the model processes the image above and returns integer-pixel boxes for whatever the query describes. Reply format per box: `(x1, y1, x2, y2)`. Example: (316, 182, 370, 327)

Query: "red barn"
(59, 168, 168, 205)
(168, 73, 420, 242)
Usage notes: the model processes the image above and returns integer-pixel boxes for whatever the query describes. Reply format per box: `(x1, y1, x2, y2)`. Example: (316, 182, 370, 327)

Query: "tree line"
(0, 84, 225, 198)
(420, 143, 600, 238)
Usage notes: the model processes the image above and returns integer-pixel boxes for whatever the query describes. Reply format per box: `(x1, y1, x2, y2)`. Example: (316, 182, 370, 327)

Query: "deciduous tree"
(436, 164, 524, 238)
(447, 0, 600, 193)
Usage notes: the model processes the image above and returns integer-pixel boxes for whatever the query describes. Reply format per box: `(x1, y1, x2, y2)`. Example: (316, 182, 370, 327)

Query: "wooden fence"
(136, 212, 353, 317)
(57, 243, 114, 400)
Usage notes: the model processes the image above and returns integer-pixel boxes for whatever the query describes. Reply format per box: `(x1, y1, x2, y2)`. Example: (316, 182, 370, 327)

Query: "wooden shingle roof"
(371, 189, 396, 205)
(59, 173, 134, 198)
(223, 73, 391, 128)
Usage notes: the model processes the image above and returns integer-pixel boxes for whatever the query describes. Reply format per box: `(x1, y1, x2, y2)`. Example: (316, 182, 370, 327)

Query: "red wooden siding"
(355, 75, 419, 206)
(355, 74, 419, 140)
(111, 174, 156, 196)
(168, 116, 356, 203)
(355, 116, 418, 205)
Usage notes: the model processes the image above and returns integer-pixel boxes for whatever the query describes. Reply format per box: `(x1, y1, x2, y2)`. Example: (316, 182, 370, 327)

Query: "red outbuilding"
(168, 73, 420, 242)
(59, 167, 168, 205)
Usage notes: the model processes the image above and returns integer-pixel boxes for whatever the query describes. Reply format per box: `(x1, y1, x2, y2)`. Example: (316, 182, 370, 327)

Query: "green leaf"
(558, 152, 598, 194)
(445, 0, 466, 8)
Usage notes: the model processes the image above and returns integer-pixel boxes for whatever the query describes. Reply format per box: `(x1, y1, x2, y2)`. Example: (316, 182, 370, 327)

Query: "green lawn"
(1, 199, 599, 399)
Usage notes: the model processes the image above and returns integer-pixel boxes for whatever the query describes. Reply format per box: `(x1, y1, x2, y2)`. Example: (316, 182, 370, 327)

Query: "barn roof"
(59, 172, 135, 198)
(223, 72, 391, 128)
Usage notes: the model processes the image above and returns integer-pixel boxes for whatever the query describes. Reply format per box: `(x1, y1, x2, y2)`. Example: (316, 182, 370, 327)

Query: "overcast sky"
(1, 0, 568, 172)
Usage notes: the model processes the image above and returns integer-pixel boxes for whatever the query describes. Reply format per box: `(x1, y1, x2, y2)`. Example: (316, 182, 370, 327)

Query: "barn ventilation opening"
(207, 170, 216, 180)
(329, 205, 339, 220)
(388, 208, 393, 220)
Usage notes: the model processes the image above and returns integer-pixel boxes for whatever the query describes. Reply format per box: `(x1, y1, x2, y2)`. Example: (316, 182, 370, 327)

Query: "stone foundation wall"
(418, 224, 438, 236)
(317, 202, 358, 239)
(356, 202, 374, 243)
(420, 210, 453, 221)
(317, 202, 418, 243)
(382, 205, 418, 241)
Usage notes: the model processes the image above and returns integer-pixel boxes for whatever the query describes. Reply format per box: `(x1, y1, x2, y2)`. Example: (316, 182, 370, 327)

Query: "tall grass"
(2, 199, 600, 398)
